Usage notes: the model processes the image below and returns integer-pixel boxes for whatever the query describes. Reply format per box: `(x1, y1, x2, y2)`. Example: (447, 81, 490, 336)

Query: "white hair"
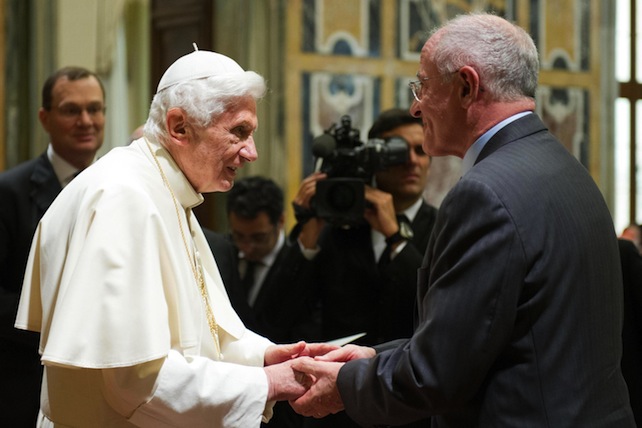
(430, 13, 539, 101)
(143, 71, 266, 145)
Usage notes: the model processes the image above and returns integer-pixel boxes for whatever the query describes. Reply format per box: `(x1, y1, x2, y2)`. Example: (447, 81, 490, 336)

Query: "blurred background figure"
(620, 223, 642, 254)
(0, 66, 105, 427)
(225, 175, 314, 428)
(226, 176, 318, 344)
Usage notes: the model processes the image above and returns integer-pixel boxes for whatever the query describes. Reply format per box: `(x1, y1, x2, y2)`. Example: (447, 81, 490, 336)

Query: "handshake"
(263, 341, 376, 418)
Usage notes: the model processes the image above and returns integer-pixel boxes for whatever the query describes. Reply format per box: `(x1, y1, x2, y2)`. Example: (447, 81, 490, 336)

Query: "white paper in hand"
(327, 332, 367, 347)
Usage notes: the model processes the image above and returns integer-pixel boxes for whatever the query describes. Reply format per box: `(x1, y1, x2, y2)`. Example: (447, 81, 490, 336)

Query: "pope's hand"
(264, 341, 339, 366)
(264, 341, 306, 366)
(263, 357, 313, 402)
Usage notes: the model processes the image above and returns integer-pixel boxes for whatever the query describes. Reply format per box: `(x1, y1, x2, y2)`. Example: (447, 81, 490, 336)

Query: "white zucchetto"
(156, 44, 245, 93)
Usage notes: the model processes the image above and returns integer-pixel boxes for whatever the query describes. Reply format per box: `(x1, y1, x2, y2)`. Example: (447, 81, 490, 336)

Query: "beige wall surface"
(57, 0, 98, 70)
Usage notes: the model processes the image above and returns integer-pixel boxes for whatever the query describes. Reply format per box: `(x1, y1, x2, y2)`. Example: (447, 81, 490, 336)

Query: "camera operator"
(286, 108, 437, 428)
(292, 108, 438, 346)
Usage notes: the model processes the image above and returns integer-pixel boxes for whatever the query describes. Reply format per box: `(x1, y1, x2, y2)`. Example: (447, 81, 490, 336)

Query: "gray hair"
(143, 71, 266, 145)
(430, 13, 539, 101)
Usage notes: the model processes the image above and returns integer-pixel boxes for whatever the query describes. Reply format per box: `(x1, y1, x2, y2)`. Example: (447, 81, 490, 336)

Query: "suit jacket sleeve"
(337, 179, 526, 427)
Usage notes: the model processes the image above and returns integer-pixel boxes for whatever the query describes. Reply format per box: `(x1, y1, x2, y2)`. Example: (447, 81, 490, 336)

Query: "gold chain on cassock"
(145, 138, 222, 359)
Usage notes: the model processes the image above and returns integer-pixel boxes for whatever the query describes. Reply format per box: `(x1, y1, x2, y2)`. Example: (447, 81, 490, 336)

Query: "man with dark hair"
(0, 66, 106, 426)
(225, 177, 321, 428)
(292, 108, 437, 346)
(286, 108, 438, 427)
(226, 176, 318, 344)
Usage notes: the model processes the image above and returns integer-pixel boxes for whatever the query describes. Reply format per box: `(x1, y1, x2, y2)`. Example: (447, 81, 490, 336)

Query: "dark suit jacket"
(202, 228, 240, 292)
(220, 237, 319, 344)
(618, 239, 642, 426)
(0, 152, 61, 426)
(338, 114, 635, 427)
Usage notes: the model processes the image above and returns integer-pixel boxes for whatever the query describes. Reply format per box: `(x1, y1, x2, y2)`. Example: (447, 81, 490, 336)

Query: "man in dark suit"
(224, 176, 315, 428)
(202, 228, 242, 290)
(225, 176, 317, 344)
(290, 13, 635, 427)
(619, 239, 642, 425)
(290, 108, 437, 347)
(286, 108, 437, 428)
(0, 66, 105, 426)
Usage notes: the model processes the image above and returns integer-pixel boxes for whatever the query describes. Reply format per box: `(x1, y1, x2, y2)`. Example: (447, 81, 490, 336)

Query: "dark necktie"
(241, 260, 257, 301)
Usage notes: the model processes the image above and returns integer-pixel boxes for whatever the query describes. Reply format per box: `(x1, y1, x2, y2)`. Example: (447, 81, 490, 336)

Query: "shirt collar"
(47, 144, 81, 187)
(136, 137, 204, 209)
(461, 111, 532, 176)
(401, 197, 423, 223)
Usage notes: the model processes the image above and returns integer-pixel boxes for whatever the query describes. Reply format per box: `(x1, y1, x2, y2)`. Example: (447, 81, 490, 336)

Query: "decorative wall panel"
(285, 0, 603, 212)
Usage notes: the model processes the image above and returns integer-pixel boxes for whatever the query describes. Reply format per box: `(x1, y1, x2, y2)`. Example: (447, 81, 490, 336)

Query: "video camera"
(312, 115, 409, 226)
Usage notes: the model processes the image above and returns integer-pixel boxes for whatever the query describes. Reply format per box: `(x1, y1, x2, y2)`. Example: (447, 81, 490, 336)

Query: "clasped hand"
(283, 344, 376, 418)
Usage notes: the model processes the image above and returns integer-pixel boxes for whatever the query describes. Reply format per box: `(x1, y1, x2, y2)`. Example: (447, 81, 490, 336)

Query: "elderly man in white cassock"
(14, 47, 333, 427)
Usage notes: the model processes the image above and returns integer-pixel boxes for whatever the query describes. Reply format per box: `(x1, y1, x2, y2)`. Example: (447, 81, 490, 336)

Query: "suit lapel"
(29, 153, 62, 224)
(475, 113, 548, 165)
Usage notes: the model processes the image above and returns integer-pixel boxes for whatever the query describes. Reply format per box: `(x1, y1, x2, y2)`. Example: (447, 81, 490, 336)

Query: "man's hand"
(289, 358, 345, 418)
(314, 344, 376, 362)
(293, 172, 326, 210)
(364, 185, 398, 237)
(292, 172, 327, 249)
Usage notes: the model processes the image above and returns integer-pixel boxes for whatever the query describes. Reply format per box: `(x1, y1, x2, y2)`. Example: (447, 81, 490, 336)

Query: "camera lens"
(326, 181, 357, 212)
(315, 178, 365, 226)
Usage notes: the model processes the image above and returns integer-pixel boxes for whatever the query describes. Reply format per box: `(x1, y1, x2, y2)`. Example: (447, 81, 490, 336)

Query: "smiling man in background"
(0, 66, 105, 426)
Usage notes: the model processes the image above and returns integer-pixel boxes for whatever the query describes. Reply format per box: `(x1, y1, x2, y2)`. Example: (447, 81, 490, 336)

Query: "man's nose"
(407, 148, 420, 165)
(409, 101, 421, 118)
(240, 138, 258, 162)
(77, 109, 94, 125)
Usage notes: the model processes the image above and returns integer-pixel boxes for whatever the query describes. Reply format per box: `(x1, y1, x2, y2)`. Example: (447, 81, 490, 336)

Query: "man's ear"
(38, 108, 50, 133)
(166, 108, 190, 146)
(457, 66, 481, 107)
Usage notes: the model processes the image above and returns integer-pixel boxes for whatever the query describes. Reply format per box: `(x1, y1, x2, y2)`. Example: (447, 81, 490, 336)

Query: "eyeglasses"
(52, 103, 106, 119)
(408, 75, 434, 102)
